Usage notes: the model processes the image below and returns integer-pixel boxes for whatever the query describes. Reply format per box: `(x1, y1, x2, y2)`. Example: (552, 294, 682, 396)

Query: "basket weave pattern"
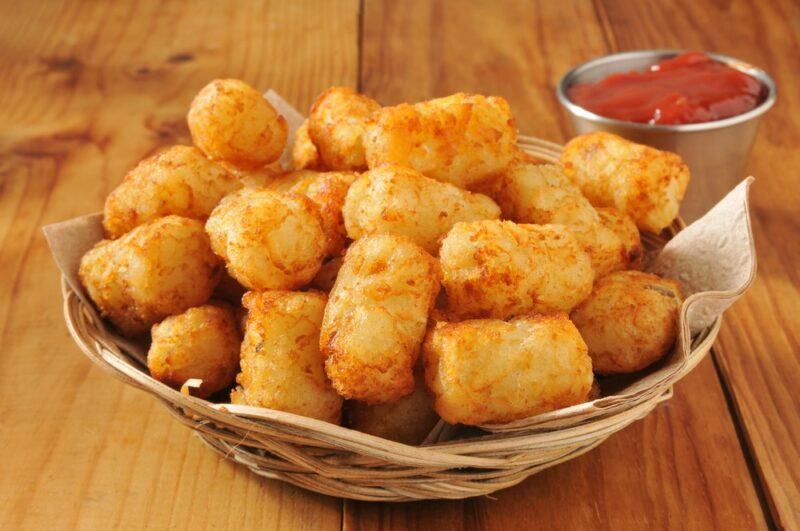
(61, 137, 719, 501)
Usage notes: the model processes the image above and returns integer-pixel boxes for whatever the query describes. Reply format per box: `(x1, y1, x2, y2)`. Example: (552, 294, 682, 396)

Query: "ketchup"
(567, 51, 764, 125)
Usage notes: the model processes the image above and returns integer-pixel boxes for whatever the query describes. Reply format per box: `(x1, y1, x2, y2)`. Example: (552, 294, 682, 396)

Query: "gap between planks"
(710, 347, 777, 529)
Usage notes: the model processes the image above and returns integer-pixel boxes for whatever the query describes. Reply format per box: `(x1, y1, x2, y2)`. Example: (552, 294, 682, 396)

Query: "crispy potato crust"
(479, 162, 597, 229)
(291, 171, 359, 256)
(79, 216, 221, 336)
(343, 164, 501, 254)
(103, 145, 241, 239)
(308, 87, 380, 171)
(423, 313, 593, 425)
(293, 119, 325, 170)
(364, 93, 516, 188)
(561, 132, 690, 233)
(439, 220, 594, 320)
(234, 305, 248, 336)
(221, 160, 285, 189)
(231, 291, 342, 424)
(278, 170, 322, 188)
(345, 366, 439, 445)
(571, 271, 683, 374)
(188, 79, 288, 170)
(596, 207, 643, 273)
(320, 234, 441, 404)
(205, 189, 326, 290)
(148, 303, 241, 398)
(259, 169, 318, 193)
(478, 161, 641, 277)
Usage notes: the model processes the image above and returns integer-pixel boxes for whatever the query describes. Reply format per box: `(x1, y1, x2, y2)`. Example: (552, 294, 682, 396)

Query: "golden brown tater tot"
(439, 220, 594, 319)
(205, 189, 326, 290)
(148, 303, 241, 398)
(103, 145, 241, 238)
(320, 235, 441, 404)
(571, 271, 683, 374)
(293, 119, 325, 170)
(343, 164, 500, 254)
(364, 93, 516, 188)
(346, 366, 439, 444)
(291, 171, 358, 256)
(561, 132, 690, 233)
(188, 79, 288, 170)
(232, 291, 342, 423)
(79, 216, 221, 336)
(423, 313, 593, 425)
(308, 87, 380, 171)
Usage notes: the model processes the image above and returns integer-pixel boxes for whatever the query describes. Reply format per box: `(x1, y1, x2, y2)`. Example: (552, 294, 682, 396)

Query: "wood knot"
(40, 55, 83, 72)
(167, 52, 195, 63)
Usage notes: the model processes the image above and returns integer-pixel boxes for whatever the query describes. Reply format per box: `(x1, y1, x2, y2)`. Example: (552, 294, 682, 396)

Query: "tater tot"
(478, 161, 637, 278)
(260, 170, 313, 193)
(205, 189, 326, 290)
(320, 234, 441, 404)
(103, 145, 241, 238)
(561, 132, 690, 233)
(222, 168, 311, 195)
(79, 216, 221, 337)
(188, 79, 288, 170)
(571, 271, 683, 374)
(343, 164, 501, 254)
(587, 224, 635, 279)
(148, 303, 241, 398)
(231, 291, 342, 424)
(479, 162, 597, 229)
(346, 367, 439, 445)
(290, 171, 358, 256)
(279, 169, 321, 185)
(293, 119, 324, 170)
(364, 93, 516, 188)
(439, 220, 594, 319)
(308, 87, 380, 171)
(596, 207, 643, 273)
(221, 160, 285, 189)
(423, 313, 593, 425)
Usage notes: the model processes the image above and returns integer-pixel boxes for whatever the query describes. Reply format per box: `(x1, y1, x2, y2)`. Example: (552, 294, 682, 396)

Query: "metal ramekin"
(557, 49, 776, 222)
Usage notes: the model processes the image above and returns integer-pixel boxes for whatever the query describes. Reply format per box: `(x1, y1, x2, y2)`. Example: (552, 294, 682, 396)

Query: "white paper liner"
(652, 178, 756, 334)
(43, 91, 757, 436)
(264, 89, 306, 171)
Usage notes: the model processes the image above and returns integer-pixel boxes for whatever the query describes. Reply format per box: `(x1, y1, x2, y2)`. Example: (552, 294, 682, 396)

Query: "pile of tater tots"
(79, 79, 690, 443)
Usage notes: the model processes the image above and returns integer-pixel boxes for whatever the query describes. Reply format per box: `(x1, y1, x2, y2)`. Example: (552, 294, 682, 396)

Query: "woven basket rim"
(64, 274, 717, 466)
(55, 135, 725, 499)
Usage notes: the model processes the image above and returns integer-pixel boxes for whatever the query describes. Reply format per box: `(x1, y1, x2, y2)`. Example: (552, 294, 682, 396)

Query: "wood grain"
(0, 0, 359, 528)
(344, 360, 764, 530)
(350, 0, 770, 527)
(597, 1, 800, 527)
(0, 0, 796, 528)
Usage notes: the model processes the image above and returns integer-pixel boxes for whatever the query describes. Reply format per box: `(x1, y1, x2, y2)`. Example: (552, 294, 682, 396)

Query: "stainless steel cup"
(556, 49, 776, 222)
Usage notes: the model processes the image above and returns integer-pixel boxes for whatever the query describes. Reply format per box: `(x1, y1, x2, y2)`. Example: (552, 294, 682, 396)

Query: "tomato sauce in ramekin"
(567, 51, 766, 125)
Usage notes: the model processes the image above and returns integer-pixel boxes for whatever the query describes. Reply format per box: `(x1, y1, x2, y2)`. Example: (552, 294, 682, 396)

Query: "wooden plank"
(344, 361, 766, 530)
(596, 1, 800, 527)
(349, 0, 770, 528)
(0, 0, 359, 528)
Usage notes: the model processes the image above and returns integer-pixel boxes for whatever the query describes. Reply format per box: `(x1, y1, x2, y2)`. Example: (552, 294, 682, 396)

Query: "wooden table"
(1, 1, 797, 529)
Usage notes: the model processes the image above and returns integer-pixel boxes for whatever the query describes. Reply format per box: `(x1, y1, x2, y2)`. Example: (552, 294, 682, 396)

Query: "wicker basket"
(60, 136, 721, 502)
